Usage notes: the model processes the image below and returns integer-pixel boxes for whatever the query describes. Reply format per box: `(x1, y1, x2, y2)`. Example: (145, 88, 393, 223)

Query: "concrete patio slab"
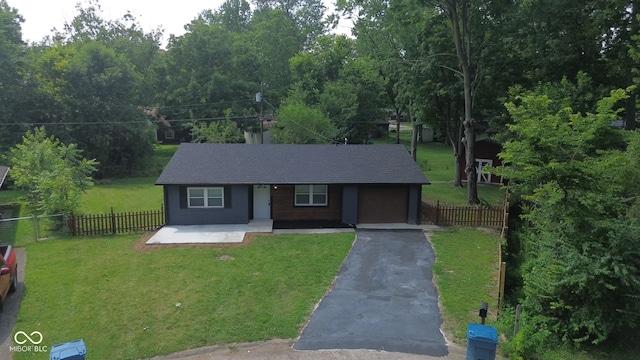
(146, 220, 273, 244)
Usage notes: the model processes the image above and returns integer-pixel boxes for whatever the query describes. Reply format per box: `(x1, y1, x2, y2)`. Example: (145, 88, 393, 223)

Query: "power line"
(0, 115, 261, 126)
(0, 98, 258, 114)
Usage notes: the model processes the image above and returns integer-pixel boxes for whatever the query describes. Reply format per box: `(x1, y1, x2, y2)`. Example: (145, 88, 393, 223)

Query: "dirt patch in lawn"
(132, 231, 273, 253)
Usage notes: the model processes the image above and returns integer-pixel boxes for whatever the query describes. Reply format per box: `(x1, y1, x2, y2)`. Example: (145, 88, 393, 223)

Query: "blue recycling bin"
(50, 339, 86, 360)
(466, 323, 498, 360)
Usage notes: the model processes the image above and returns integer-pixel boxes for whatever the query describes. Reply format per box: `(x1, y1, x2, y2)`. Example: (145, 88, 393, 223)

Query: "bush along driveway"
(294, 229, 448, 356)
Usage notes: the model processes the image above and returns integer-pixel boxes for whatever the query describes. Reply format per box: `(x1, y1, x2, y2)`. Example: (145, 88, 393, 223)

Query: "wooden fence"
(68, 207, 165, 236)
(421, 200, 507, 228)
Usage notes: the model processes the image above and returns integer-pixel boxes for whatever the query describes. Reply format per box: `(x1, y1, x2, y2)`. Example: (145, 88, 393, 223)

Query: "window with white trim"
(188, 187, 224, 208)
(295, 184, 328, 206)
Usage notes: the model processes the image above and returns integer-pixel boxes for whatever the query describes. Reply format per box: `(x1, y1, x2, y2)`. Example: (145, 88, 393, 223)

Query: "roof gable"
(156, 144, 430, 185)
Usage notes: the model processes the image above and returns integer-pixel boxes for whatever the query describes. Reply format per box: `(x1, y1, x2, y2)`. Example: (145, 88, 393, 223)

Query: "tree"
(251, 0, 327, 47)
(288, 35, 386, 144)
(271, 102, 337, 144)
(439, 0, 481, 204)
(8, 127, 98, 215)
(187, 111, 245, 143)
(33, 40, 156, 177)
(0, 0, 28, 151)
(496, 82, 640, 355)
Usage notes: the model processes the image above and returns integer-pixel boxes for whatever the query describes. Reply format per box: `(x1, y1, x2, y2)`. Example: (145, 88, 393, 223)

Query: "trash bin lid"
(467, 324, 498, 343)
(50, 339, 86, 360)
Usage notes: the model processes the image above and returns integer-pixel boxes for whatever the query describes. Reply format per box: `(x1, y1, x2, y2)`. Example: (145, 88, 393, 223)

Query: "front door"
(253, 185, 271, 219)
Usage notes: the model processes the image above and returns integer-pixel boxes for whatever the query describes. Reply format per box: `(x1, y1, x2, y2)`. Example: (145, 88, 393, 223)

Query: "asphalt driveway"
(293, 229, 448, 356)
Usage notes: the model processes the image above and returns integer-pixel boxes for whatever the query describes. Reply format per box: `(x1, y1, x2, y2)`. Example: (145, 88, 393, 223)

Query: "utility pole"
(256, 82, 264, 144)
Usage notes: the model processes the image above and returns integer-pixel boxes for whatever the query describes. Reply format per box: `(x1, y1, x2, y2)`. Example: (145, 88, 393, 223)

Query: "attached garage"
(358, 185, 409, 223)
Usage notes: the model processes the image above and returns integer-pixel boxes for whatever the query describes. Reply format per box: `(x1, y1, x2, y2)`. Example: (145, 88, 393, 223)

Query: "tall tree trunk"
(626, 0, 638, 130)
(445, 0, 479, 204)
(409, 101, 418, 161)
(395, 108, 402, 144)
(453, 115, 464, 187)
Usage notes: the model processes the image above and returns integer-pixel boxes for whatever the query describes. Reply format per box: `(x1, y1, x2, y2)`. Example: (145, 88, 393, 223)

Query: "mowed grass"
(429, 228, 501, 343)
(77, 144, 177, 214)
(80, 177, 163, 214)
(375, 131, 507, 206)
(14, 232, 354, 359)
(426, 183, 507, 207)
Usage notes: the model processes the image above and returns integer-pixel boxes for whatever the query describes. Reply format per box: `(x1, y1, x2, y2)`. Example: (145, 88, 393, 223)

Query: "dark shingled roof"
(156, 144, 430, 185)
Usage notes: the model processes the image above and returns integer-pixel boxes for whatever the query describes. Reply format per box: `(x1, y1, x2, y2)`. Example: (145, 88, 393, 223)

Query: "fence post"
(110, 207, 117, 234)
(69, 212, 75, 236)
(513, 304, 522, 337)
(32, 215, 39, 242)
(501, 192, 510, 238)
(498, 261, 506, 313)
(435, 200, 440, 225)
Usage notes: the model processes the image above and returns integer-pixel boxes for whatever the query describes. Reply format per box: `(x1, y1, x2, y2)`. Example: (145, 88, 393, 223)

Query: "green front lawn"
(14, 232, 354, 359)
(430, 228, 501, 342)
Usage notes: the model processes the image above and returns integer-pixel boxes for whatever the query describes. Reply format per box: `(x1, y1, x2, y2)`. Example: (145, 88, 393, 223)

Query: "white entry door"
(253, 185, 271, 219)
(476, 159, 493, 183)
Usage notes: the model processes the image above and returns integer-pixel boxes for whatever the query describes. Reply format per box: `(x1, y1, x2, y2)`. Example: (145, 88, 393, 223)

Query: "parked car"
(0, 245, 18, 311)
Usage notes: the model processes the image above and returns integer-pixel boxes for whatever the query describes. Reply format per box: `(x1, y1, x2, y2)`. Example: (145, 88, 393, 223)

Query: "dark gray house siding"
(164, 185, 250, 225)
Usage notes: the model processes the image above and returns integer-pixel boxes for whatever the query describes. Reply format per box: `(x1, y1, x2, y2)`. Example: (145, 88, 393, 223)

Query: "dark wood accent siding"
(358, 185, 408, 223)
(272, 185, 342, 221)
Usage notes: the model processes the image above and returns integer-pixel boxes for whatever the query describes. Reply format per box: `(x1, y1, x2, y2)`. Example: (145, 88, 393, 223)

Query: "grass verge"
(13, 232, 354, 359)
(429, 228, 501, 343)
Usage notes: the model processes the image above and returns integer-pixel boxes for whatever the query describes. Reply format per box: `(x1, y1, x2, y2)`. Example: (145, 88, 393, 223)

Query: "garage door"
(358, 186, 408, 223)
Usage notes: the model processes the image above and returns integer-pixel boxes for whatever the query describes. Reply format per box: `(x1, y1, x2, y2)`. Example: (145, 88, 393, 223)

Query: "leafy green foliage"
(0, 0, 30, 151)
(7, 127, 98, 215)
(497, 82, 640, 356)
(271, 102, 336, 144)
(32, 40, 156, 177)
(187, 115, 245, 144)
(288, 35, 386, 143)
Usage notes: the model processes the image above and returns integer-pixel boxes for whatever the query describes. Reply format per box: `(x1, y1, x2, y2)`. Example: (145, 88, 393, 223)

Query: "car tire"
(9, 267, 17, 293)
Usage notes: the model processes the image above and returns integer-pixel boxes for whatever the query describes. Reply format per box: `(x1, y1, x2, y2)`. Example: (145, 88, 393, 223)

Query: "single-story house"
(460, 138, 504, 185)
(156, 143, 430, 226)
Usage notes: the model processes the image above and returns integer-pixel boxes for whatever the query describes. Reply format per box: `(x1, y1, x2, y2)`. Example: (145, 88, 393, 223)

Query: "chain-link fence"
(0, 214, 68, 244)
